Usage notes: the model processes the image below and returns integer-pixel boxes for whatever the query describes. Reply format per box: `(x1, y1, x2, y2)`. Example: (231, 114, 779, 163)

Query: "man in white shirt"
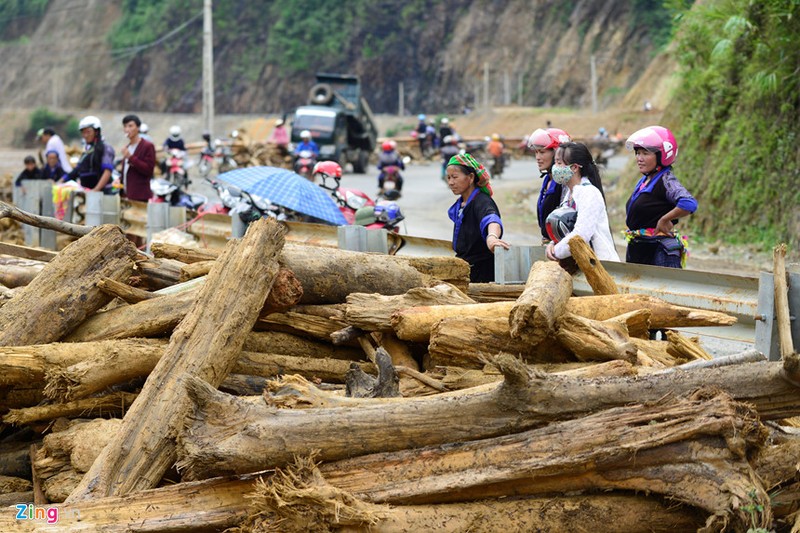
(37, 128, 73, 172)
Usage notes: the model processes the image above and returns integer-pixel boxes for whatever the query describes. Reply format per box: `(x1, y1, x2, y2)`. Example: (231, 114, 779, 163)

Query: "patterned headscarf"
(447, 153, 493, 196)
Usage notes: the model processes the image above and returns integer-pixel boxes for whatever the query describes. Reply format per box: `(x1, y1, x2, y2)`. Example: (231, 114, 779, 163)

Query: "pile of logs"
(0, 208, 798, 531)
(229, 129, 292, 169)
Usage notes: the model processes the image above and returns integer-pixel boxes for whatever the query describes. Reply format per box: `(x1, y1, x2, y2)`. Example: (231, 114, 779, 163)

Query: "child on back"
(15, 155, 43, 188)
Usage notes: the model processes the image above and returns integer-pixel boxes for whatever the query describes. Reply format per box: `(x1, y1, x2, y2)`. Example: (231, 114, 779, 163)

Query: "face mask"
(551, 164, 573, 185)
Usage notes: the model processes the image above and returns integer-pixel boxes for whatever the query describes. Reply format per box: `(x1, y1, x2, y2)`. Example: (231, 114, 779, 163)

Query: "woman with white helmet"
(624, 125, 697, 268)
(66, 115, 115, 192)
(163, 125, 186, 152)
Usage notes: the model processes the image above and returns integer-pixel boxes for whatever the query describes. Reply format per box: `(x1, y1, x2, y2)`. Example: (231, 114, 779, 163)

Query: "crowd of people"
(445, 124, 696, 283)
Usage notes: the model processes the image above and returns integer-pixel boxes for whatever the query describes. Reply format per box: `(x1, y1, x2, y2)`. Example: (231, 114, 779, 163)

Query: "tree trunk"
(344, 284, 474, 332)
(177, 355, 800, 482)
(67, 217, 287, 501)
(555, 313, 638, 363)
(508, 261, 573, 345)
(393, 293, 736, 343)
(428, 317, 571, 369)
(568, 235, 618, 295)
(0, 225, 139, 346)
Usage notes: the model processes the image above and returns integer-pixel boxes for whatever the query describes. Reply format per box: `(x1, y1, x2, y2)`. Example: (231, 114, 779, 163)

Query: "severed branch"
(97, 277, 157, 304)
(0, 200, 92, 237)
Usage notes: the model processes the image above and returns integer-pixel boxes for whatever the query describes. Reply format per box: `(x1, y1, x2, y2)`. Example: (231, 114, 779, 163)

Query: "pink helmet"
(626, 125, 678, 166)
(527, 128, 571, 151)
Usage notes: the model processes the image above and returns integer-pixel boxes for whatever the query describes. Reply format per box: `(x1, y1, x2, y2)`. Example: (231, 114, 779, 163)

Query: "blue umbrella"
(219, 166, 347, 226)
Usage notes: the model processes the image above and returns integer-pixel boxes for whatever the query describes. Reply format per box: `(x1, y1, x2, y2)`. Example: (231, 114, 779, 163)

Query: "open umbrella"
(219, 166, 347, 226)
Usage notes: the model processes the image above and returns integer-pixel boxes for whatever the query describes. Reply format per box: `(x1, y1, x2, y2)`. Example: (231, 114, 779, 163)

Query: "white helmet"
(169, 125, 182, 139)
(300, 129, 311, 139)
(275, 118, 284, 126)
(79, 115, 101, 131)
(441, 118, 449, 124)
(140, 123, 149, 134)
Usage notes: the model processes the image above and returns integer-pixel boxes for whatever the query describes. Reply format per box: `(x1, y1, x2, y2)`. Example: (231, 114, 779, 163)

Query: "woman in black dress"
(446, 153, 510, 282)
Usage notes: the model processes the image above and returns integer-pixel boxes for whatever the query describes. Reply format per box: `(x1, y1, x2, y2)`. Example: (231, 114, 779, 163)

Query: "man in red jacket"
(120, 114, 156, 202)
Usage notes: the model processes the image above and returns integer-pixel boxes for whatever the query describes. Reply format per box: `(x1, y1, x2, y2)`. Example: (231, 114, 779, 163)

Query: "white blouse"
(553, 177, 620, 262)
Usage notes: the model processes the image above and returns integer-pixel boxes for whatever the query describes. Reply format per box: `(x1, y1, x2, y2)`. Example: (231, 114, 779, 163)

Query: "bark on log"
(428, 317, 571, 369)
(0, 225, 139, 346)
(394, 293, 736, 343)
(176, 356, 800, 481)
(555, 312, 637, 363)
(67, 217, 287, 501)
(3, 391, 137, 425)
(344, 284, 474, 332)
(568, 235, 619, 295)
(508, 261, 573, 345)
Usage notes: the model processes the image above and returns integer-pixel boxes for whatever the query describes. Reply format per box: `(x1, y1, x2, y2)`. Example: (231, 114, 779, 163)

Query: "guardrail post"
(231, 215, 248, 238)
(755, 271, 800, 361)
(494, 245, 539, 284)
(337, 226, 389, 254)
(16, 180, 57, 250)
(85, 192, 120, 227)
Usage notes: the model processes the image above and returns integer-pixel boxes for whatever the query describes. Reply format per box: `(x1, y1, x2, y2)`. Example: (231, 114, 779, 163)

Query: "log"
(3, 391, 137, 425)
(257, 308, 349, 341)
(775, 243, 794, 359)
(0, 475, 31, 494)
(0, 444, 32, 478)
(150, 242, 219, 264)
(243, 330, 363, 360)
(67, 217, 287, 501)
(176, 355, 800, 481)
(466, 282, 524, 302)
(178, 259, 214, 282)
(0, 263, 42, 288)
(394, 293, 736, 343)
(508, 261, 573, 345)
(376, 331, 419, 370)
(96, 277, 157, 303)
(0, 225, 139, 346)
(428, 317, 570, 369)
(344, 284, 474, 332)
(603, 308, 651, 338)
(665, 330, 712, 361)
(555, 312, 637, 363)
(317, 391, 768, 530)
(345, 348, 400, 398)
(400, 256, 470, 290)
(0, 241, 57, 263)
(568, 235, 618, 294)
(132, 257, 184, 290)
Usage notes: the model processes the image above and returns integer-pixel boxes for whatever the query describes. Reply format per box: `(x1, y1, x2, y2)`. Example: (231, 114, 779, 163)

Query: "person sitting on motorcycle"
(66, 115, 116, 192)
(440, 135, 460, 180)
(439, 118, 454, 142)
(161, 125, 186, 175)
(487, 133, 505, 176)
(268, 118, 290, 156)
(377, 140, 405, 192)
(293, 130, 319, 157)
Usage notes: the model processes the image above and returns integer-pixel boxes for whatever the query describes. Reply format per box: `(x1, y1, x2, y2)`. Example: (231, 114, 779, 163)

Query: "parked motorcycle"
(354, 200, 405, 232)
(199, 177, 284, 223)
(150, 178, 207, 210)
(293, 150, 317, 181)
(198, 139, 238, 178)
(165, 149, 191, 189)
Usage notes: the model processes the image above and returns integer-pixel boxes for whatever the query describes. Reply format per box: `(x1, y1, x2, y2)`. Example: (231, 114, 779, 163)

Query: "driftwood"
(96, 277, 157, 303)
(132, 257, 184, 291)
(3, 391, 138, 425)
(345, 348, 400, 398)
(393, 294, 736, 343)
(508, 261, 573, 345)
(555, 312, 637, 363)
(67, 217, 287, 501)
(0, 262, 43, 288)
(0, 225, 139, 346)
(665, 330, 713, 361)
(427, 317, 571, 369)
(603, 308, 651, 338)
(775, 243, 794, 359)
(0, 200, 91, 237)
(243, 330, 363, 360)
(568, 235, 619, 295)
(344, 284, 474, 332)
(175, 355, 800, 482)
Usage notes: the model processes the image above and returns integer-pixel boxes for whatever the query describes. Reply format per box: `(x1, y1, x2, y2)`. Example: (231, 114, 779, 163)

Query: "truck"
(290, 73, 378, 174)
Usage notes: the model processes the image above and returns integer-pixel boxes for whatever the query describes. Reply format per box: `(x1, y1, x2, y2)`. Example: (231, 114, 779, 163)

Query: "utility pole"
(517, 73, 523, 107)
(590, 54, 598, 114)
(202, 0, 215, 136)
(398, 82, 404, 117)
(504, 70, 510, 106)
(483, 62, 489, 110)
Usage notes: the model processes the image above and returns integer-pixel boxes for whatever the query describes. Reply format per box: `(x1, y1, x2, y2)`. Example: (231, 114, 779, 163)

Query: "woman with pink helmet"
(624, 125, 697, 268)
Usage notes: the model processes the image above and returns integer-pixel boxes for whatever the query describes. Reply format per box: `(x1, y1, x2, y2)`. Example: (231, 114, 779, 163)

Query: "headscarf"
(447, 153, 492, 196)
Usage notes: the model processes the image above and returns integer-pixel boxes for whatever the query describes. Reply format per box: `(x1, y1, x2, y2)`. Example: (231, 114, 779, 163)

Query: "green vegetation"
(0, 0, 49, 41)
(670, 0, 800, 250)
(29, 107, 78, 140)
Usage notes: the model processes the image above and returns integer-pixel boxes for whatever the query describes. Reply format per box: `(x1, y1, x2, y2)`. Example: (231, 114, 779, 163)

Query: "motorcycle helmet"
(527, 128, 571, 151)
(169, 125, 182, 139)
(355, 206, 378, 226)
(545, 206, 578, 243)
(441, 117, 449, 125)
(374, 201, 402, 224)
(140, 123, 149, 134)
(491, 133, 500, 141)
(300, 130, 312, 140)
(313, 160, 342, 181)
(418, 114, 426, 121)
(78, 115, 102, 131)
(202, 131, 211, 142)
(625, 125, 678, 166)
(275, 118, 284, 126)
(381, 140, 394, 152)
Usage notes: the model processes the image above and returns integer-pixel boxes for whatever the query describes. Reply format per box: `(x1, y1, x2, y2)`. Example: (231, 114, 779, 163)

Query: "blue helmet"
(418, 114, 426, 121)
(374, 201, 402, 224)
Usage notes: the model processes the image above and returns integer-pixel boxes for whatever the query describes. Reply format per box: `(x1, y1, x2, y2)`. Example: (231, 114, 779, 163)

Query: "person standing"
(66, 116, 115, 192)
(446, 153, 510, 282)
(527, 127, 572, 245)
(624, 125, 697, 268)
(120, 114, 156, 202)
(543, 142, 619, 262)
(267, 118, 290, 156)
(41, 151, 67, 182)
(37, 127, 73, 173)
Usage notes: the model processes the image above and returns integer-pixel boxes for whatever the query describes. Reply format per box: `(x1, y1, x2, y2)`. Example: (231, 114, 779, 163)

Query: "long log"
(96, 277, 157, 303)
(393, 293, 736, 342)
(428, 317, 571, 369)
(555, 312, 637, 363)
(0, 263, 42, 288)
(243, 330, 363, 360)
(568, 235, 618, 295)
(3, 391, 138, 425)
(344, 284, 474, 332)
(175, 356, 800, 481)
(67, 217, 287, 501)
(508, 261, 573, 345)
(0, 225, 139, 346)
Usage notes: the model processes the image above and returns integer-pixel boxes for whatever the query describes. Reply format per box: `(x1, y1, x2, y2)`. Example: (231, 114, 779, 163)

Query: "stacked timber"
(0, 208, 797, 532)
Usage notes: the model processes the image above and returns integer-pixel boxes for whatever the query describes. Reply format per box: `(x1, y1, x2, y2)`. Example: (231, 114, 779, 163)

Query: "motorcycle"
(377, 164, 403, 201)
(317, 171, 404, 232)
(490, 155, 505, 179)
(199, 177, 285, 223)
(198, 139, 238, 178)
(150, 178, 207, 210)
(293, 150, 317, 181)
(165, 149, 191, 189)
